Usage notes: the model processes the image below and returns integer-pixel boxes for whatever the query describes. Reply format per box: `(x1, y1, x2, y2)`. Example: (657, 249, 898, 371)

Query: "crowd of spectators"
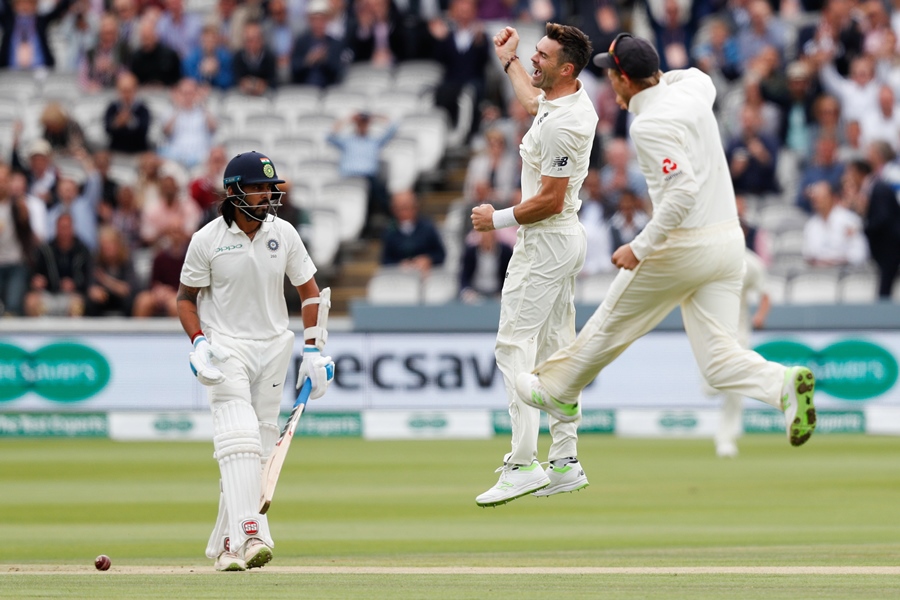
(1, 0, 900, 317)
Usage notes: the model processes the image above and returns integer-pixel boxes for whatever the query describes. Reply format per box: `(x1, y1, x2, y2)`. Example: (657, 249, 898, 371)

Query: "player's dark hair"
(221, 193, 237, 226)
(545, 23, 592, 78)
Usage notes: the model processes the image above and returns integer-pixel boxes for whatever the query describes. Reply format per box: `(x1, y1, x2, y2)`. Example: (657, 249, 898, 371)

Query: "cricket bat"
(259, 363, 332, 514)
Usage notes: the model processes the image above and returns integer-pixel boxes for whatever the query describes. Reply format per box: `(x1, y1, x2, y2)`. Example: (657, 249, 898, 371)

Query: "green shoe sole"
(789, 367, 817, 447)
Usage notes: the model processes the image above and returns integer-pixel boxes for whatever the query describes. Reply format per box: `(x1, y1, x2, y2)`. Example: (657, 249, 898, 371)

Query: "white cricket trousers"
(703, 312, 753, 448)
(496, 223, 586, 466)
(204, 328, 295, 558)
(536, 220, 786, 408)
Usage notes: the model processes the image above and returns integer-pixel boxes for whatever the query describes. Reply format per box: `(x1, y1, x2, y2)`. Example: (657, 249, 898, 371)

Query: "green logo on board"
(153, 416, 194, 432)
(754, 339, 898, 400)
(0, 342, 111, 402)
(408, 413, 448, 429)
(659, 412, 699, 430)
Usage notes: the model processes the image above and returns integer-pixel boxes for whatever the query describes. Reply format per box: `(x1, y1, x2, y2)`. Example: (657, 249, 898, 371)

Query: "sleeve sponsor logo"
(662, 158, 678, 174)
(551, 156, 569, 168)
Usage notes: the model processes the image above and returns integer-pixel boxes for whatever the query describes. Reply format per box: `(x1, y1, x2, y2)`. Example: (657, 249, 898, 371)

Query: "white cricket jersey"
(627, 69, 739, 260)
(519, 82, 598, 229)
(180, 216, 316, 340)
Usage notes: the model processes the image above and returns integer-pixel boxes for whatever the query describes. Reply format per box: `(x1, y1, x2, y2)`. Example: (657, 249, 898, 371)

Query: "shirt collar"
(227, 215, 273, 236)
(628, 78, 668, 115)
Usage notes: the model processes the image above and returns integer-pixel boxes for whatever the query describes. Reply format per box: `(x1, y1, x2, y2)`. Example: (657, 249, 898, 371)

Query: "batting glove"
(189, 336, 231, 386)
(297, 344, 335, 399)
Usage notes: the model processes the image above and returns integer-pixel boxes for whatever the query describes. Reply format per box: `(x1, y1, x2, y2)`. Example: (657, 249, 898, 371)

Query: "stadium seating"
(577, 273, 618, 305)
(307, 208, 341, 267)
(839, 271, 879, 304)
(340, 62, 394, 96)
(766, 274, 789, 305)
(422, 268, 459, 304)
(393, 60, 445, 94)
(319, 178, 369, 242)
(786, 271, 841, 305)
(321, 88, 370, 119)
(271, 85, 321, 119)
(366, 267, 422, 304)
(381, 136, 420, 194)
(397, 109, 449, 176)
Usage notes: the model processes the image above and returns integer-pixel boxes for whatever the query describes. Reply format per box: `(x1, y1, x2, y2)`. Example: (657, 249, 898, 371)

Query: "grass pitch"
(2, 435, 899, 598)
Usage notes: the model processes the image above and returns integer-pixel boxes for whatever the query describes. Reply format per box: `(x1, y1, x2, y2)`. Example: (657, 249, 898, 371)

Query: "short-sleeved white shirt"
(519, 83, 598, 228)
(180, 216, 316, 340)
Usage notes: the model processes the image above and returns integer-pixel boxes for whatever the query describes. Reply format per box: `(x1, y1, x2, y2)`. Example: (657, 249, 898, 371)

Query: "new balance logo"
(551, 156, 569, 168)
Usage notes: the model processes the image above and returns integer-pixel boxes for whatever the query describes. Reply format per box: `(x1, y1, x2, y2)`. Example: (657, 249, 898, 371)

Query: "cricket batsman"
(177, 151, 334, 571)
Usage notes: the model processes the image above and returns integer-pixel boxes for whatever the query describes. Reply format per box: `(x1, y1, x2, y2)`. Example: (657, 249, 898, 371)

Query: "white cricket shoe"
(516, 373, 579, 423)
(214, 551, 246, 572)
(243, 538, 273, 569)
(476, 460, 550, 507)
(781, 366, 816, 447)
(716, 442, 739, 458)
(532, 459, 589, 497)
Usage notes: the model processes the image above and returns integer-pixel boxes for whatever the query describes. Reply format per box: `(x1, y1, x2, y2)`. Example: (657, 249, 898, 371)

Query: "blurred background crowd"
(0, 0, 899, 318)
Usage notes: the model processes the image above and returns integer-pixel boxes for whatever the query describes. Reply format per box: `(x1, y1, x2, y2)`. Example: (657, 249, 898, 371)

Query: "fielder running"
(517, 34, 817, 449)
(176, 151, 334, 571)
(471, 23, 598, 507)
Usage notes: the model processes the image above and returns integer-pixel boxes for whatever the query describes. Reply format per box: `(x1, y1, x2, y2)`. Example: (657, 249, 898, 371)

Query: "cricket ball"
(94, 554, 111, 571)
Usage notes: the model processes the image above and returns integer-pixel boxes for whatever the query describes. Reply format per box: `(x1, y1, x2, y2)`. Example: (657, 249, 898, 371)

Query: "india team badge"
(267, 238, 279, 252)
(260, 157, 275, 178)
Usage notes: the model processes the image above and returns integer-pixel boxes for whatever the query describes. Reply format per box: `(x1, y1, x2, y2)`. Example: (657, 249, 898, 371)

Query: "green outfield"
(2, 435, 899, 599)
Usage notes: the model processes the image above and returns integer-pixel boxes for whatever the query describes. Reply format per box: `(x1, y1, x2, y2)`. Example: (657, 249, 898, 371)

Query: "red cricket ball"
(94, 554, 111, 571)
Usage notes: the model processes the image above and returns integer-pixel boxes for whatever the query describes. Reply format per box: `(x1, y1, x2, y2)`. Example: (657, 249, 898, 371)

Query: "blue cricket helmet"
(223, 151, 285, 190)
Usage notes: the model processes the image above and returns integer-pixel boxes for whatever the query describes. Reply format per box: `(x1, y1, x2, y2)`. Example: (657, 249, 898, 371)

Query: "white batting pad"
(205, 481, 229, 559)
(213, 401, 273, 551)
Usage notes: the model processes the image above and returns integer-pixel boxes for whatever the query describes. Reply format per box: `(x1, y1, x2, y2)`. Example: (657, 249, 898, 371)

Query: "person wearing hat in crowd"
(176, 150, 334, 571)
(516, 33, 819, 454)
(10, 126, 59, 207)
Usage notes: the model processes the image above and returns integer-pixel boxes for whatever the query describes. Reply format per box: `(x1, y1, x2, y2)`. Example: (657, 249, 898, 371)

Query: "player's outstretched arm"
(494, 26, 541, 116)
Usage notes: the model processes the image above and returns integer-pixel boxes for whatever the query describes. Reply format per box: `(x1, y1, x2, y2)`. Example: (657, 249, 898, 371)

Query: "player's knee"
(213, 401, 261, 460)
(701, 359, 731, 389)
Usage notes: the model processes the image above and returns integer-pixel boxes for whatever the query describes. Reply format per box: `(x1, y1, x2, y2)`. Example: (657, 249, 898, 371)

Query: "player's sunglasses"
(608, 32, 632, 79)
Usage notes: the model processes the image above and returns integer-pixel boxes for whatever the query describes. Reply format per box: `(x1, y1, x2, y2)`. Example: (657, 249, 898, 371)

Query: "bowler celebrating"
(177, 151, 334, 571)
(471, 23, 598, 507)
(517, 34, 817, 449)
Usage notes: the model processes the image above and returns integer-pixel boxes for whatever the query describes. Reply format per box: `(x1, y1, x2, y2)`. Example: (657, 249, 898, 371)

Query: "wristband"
(190, 330, 204, 344)
(492, 207, 519, 230)
(503, 55, 518, 73)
